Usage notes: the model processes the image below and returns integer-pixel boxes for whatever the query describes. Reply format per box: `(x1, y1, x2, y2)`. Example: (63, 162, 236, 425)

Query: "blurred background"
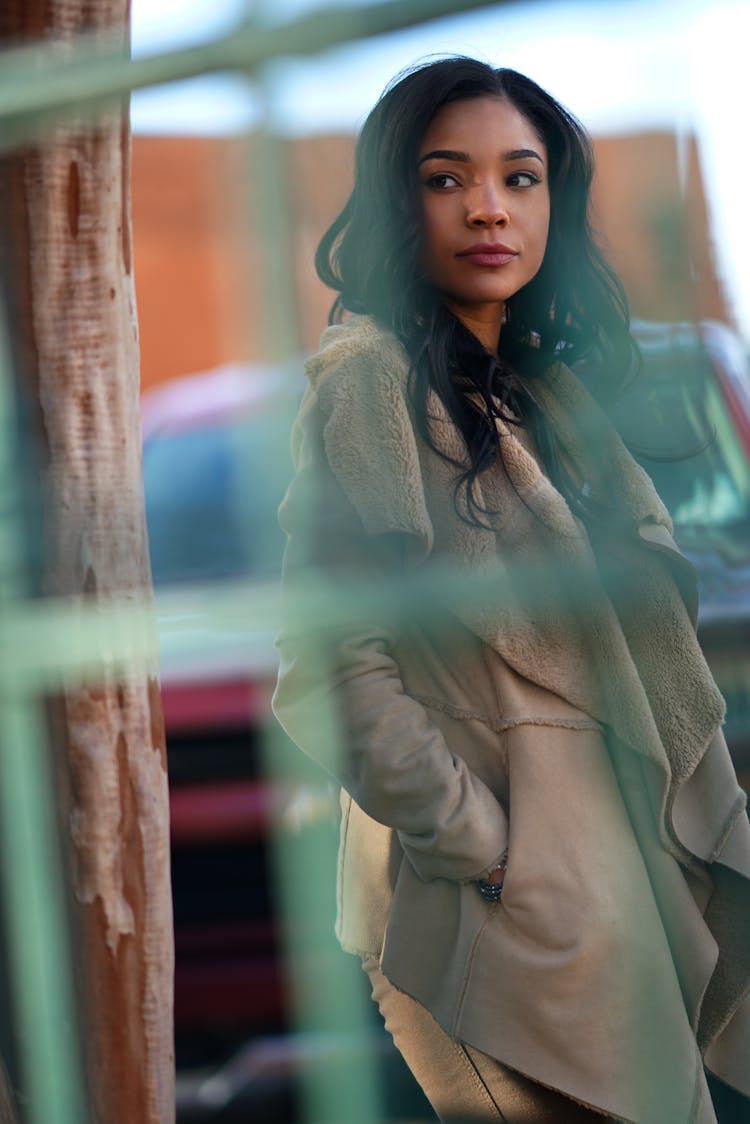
(113, 0, 750, 1119)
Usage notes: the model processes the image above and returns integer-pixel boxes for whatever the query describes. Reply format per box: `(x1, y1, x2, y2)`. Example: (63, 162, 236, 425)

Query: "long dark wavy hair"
(316, 57, 638, 524)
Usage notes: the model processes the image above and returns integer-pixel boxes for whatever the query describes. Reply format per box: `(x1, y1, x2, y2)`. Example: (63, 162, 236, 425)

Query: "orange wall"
(132, 131, 729, 391)
(591, 132, 726, 326)
(132, 137, 253, 387)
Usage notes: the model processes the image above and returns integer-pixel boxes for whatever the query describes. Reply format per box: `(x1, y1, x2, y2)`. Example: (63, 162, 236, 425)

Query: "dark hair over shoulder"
(316, 56, 637, 523)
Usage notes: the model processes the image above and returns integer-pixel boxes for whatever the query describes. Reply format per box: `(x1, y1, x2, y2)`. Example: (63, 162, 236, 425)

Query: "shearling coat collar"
(305, 313, 735, 823)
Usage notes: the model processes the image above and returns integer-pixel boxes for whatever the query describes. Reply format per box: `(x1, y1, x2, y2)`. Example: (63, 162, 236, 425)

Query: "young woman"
(272, 58, 750, 1123)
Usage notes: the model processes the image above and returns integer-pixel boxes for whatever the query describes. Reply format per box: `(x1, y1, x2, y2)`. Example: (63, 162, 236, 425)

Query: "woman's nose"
(466, 185, 509, 228)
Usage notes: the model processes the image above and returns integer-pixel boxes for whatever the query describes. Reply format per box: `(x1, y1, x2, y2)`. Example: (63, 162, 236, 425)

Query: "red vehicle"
(142, 363, 301, 1058)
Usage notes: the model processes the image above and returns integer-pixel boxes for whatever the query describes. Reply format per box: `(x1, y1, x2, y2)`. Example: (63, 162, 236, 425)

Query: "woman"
(272, 58, 750, 1123)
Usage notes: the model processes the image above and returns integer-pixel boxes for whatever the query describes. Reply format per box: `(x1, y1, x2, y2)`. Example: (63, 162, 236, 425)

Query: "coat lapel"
(420, 361, 726, 819)
(307, 314, 734, 860)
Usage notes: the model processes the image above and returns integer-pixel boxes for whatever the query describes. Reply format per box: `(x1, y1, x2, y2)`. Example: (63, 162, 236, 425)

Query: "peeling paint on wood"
(0, 2, 175, 1121)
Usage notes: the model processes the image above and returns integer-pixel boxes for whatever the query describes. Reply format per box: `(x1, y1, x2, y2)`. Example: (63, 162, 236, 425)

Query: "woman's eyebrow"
(417, 148, 469, 166)
(505, 147, 545, 164)
(417, 147, 545, 167)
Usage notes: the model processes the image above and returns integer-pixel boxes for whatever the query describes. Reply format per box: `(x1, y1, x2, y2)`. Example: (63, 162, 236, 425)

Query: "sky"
(130, 0, 750, 339)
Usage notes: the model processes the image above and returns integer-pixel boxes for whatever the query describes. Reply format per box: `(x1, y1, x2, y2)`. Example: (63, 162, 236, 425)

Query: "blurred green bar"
(0, 313, 88, 1121)
(246, 36, 384, 1109)
(0, 549, 677, 688)
(0, 0, 504, 147)
(263, 720, 384, 1124)
(0, 699, 89, 1124)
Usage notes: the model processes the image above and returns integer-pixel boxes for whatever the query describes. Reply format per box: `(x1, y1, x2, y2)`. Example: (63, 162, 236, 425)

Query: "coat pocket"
(380, 854, 501, 1035)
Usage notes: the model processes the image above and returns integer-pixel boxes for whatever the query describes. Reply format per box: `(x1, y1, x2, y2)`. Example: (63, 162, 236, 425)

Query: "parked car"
(620, 321, 750, 769)
(142, 321, 750, 1117)
(142, 361, 305, 1065)
(142, 362, 433, 1122)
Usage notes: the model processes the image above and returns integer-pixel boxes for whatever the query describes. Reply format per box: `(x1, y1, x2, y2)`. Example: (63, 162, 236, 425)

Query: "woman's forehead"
(419, 97, 546, 160)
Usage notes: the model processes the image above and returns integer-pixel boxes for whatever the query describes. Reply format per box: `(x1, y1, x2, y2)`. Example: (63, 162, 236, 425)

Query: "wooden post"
(0, 3, 175, 1121)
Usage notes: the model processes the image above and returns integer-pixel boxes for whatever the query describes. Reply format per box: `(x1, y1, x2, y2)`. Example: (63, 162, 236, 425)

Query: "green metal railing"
(0, 308, 88, 1123)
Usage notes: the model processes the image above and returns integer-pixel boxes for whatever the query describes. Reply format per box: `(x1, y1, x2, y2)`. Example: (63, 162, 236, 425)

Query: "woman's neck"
(443, 301, 504, 356)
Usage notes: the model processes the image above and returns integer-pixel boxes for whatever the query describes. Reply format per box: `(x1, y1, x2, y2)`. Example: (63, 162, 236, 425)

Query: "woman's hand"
(484, 865, 506, 887)
(475, 854, 507, 902)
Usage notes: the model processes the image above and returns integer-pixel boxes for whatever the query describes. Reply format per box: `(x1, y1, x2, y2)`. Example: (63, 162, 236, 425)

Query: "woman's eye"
(425, 172, 460, 190)
(508, 171, 541, 188)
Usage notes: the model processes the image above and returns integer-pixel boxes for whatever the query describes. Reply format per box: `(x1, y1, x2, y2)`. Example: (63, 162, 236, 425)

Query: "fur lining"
(308, 321, 434, 562)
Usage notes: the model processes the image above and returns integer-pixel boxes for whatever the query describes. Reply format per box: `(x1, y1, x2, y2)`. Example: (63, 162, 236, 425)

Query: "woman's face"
(417, 95, 550, 350)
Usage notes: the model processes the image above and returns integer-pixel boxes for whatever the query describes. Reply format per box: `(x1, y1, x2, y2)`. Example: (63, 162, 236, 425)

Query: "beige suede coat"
(272, 314, 750, 1124)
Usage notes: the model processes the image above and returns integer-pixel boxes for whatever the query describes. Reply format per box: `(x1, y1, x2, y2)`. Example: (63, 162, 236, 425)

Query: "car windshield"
(143, 395, 297, 586)
(614, 324, 750, 554)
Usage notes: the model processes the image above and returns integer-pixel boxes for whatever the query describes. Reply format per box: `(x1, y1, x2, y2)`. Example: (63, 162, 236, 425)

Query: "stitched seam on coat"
(453, 1044, 507, 1121)
(335, 795, 352, 943)
(453, 905, 499, 1035)
(707, 790, 749, 863)
(412, 694, 602, 733)
(687, 1045, 703, 1124)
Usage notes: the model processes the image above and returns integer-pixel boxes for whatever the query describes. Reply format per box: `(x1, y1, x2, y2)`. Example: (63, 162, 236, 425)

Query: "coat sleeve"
(272, 337, 509, 884)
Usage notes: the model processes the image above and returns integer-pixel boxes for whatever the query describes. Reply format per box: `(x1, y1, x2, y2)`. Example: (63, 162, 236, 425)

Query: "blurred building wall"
(591, 132, 727, 328)
(132, 131, 730, 390)
(132, 137, 255, 386)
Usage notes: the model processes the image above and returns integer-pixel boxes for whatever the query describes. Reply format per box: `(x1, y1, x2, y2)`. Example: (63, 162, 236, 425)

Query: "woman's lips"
(457, 243, 518, 266)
